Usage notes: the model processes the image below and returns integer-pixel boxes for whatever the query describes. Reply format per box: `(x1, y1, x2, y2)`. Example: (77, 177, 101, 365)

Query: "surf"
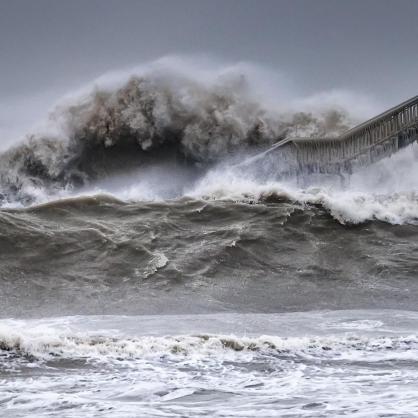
(0, 57, 361, 206)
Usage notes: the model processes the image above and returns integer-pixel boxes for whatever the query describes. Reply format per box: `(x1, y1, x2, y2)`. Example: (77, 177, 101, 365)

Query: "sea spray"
(0, 58, 360, 206)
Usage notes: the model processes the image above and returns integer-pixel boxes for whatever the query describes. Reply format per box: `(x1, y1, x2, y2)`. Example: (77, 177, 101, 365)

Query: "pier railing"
(268, 95, 418, 174)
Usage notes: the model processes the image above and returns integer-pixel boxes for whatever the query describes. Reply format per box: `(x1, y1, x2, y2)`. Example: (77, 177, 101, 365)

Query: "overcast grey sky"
(1, 0, 418, 141)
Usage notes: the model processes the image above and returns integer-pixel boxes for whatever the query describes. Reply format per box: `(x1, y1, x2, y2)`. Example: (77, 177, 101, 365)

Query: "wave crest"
(0, 61, 352, 205)
(1, 323, 418, 364)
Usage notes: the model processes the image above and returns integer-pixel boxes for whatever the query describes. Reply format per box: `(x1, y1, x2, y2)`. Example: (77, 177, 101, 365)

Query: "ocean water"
(2, 311, 418, 418)
(1, 62, 418, 417)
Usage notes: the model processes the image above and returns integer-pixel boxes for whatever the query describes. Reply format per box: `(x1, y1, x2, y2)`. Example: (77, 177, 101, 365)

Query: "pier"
(264, 95, 418, 175)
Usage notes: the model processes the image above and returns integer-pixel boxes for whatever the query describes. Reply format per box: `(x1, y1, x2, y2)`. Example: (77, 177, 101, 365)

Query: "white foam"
(1, 317, 418, 362)
(183, 143, 418, 224)
(2, 313, 418, 417)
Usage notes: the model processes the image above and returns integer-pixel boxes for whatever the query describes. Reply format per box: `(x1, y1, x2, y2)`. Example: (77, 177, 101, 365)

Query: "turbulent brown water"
(1, 195, 418, 318)
(1, 61, 418, 417)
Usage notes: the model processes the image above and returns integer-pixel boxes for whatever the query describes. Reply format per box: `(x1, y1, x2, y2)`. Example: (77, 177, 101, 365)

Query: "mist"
(1, 0, 418, 150)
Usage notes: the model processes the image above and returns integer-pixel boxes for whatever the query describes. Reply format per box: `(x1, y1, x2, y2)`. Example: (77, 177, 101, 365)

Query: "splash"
(1, 318, 418, 362)
(185, 142, 418, 224)
(0, 57, 360, 205)
(2, 56, 414, 225)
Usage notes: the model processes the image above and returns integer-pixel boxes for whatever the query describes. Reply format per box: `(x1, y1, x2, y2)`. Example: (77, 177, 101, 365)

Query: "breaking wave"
(0, 57, 417, 225)
(187, 141, 418, 224)
(0, 57, 355, 205)
(1, 322, 418, 364)
(2, 312, 418, 417)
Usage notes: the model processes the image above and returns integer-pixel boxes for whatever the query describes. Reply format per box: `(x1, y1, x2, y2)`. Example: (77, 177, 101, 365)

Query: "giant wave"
(0, 58, 354, 206)
(1, 57, 417, 225)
